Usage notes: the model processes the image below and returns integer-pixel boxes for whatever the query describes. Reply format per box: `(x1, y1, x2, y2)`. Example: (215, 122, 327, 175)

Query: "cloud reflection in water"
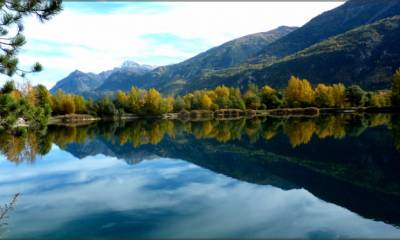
(0, 145, 399, 238)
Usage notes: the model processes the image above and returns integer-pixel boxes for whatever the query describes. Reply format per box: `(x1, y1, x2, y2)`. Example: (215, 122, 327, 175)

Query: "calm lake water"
(1, 113, 400, 238)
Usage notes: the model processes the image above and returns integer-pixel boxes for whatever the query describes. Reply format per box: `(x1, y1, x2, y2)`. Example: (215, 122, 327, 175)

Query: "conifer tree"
(0, 0, 62, 76)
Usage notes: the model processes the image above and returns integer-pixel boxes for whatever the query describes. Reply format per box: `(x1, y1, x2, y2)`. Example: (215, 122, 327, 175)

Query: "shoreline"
(47, 107, 400, 125)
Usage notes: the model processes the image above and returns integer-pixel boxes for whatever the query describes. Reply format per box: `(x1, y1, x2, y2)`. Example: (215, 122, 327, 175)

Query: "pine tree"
(0, 0, 62, 76)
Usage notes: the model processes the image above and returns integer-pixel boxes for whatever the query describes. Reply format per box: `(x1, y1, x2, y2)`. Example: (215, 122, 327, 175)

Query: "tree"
(284, 76, 315, 107)
(331, 83, 346, 107)
(0, 0, 62, 77)
(61, 95, 75, 114)
(391, 68, 400, 106)
(35, 84, 52, 116)
(127, 87, 142, 113)
(50, 90, 76, 115)
(346, 85, 366, 106)
(229, 87, 246, 110)
(173, 96, 185, 112)
(95, 96, 116, 117)
(315, 84, 334, 108)
(260, 85, 282, 109)
(0, 80, 15, 94)
(200, 94, 212, 109)
(243, 89, 261, 109)
(35, 84, 51, 105)
(214, 85, 231, 109)
(115, 90, 128, 110)
(73, 95, 86, 113)
(214, 85, 229, 98)
(143, 88, 162, 114)
(0, 93, 17, 127)
(160, 96, 174, 113)
(369, 91, 391, 107)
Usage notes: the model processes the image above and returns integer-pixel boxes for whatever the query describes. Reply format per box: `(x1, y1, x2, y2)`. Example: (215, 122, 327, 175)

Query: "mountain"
(159, 0, 400, 93)
(50, 70, 105, 94)
(200, 16, 400, 90)
(250, 0, 400, 65)
(50, 61, 155, 94)
(52, 0, 400, 96)
(95, 26, 298, 93)
(107, 0, 400, 95)
(121, 61, 155, 73)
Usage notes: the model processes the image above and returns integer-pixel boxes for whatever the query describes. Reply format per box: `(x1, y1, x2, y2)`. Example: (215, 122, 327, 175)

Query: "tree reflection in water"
(0, 113, 398, 164)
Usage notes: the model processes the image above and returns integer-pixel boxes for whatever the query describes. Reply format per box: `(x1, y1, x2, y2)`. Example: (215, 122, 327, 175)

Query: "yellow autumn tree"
(200, 94, 212, 109)
(127, 87, 142, 113)
(215, 85, 230, 97)
(331, 83, 346, 107)
(143, 88, 162, 114)
(62, 95, 76, 114)
(284, 76, 315, 107)
(73, 95, 86, 113)
(116, 90, 128, 109)
(160, 96, 174, 113)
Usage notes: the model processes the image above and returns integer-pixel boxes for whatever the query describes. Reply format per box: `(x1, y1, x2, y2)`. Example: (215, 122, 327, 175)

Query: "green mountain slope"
(146, 0, 400, 94)
(199, 16, 400, 90)
(96, 26, 297, 93)
(250, 0, 400, 65)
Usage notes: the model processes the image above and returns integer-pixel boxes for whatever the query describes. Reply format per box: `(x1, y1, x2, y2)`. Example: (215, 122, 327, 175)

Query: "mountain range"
(51, 0, 400, 97)
(50, 61, 156, 95)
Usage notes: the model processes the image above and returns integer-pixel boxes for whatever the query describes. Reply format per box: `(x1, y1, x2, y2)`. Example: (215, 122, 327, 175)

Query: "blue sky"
(6, 2, 343, 88)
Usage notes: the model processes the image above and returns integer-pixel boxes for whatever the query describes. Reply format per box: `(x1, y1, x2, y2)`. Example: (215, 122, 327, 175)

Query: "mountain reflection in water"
(0, 113, 400, 238)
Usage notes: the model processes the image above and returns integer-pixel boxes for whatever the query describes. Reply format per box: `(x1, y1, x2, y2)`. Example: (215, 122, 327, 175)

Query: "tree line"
(1, 69, 400, 130)
(49, 69, 400, 116)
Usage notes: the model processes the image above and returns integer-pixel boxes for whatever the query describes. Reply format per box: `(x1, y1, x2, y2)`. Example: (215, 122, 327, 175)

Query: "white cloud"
(13, 2, 343, 88)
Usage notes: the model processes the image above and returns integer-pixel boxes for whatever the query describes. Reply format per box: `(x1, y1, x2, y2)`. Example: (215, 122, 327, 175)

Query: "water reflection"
(0, 113, 398, 164)
(0, 113, 400, 238)
(1, 154, 400, 239)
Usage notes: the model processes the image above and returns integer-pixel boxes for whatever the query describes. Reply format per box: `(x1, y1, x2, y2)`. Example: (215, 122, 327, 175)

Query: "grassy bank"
(48, 106, 400, 125)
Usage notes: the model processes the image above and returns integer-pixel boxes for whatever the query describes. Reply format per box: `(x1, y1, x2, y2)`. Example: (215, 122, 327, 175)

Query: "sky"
(5, 1, 344, 88)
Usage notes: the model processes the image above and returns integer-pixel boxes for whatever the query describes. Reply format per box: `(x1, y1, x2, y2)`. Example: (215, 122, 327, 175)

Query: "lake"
(1, 113, 400, 238)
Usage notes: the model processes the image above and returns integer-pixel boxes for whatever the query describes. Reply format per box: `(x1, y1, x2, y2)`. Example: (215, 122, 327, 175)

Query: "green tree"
(260, 85, 282, 109)
(243, 88, 261, 109)
(315, 84, 334, 108)
(229, 87, 246, 110)
(345, 85, 366, 106)
(0, 80, 15, 94)
(0, 0, 62, 77)
(95, 96, 116, 117)
(35, 84, 52, 116)
(0, 93, 17, 127)
(173, 96, 185, 112)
